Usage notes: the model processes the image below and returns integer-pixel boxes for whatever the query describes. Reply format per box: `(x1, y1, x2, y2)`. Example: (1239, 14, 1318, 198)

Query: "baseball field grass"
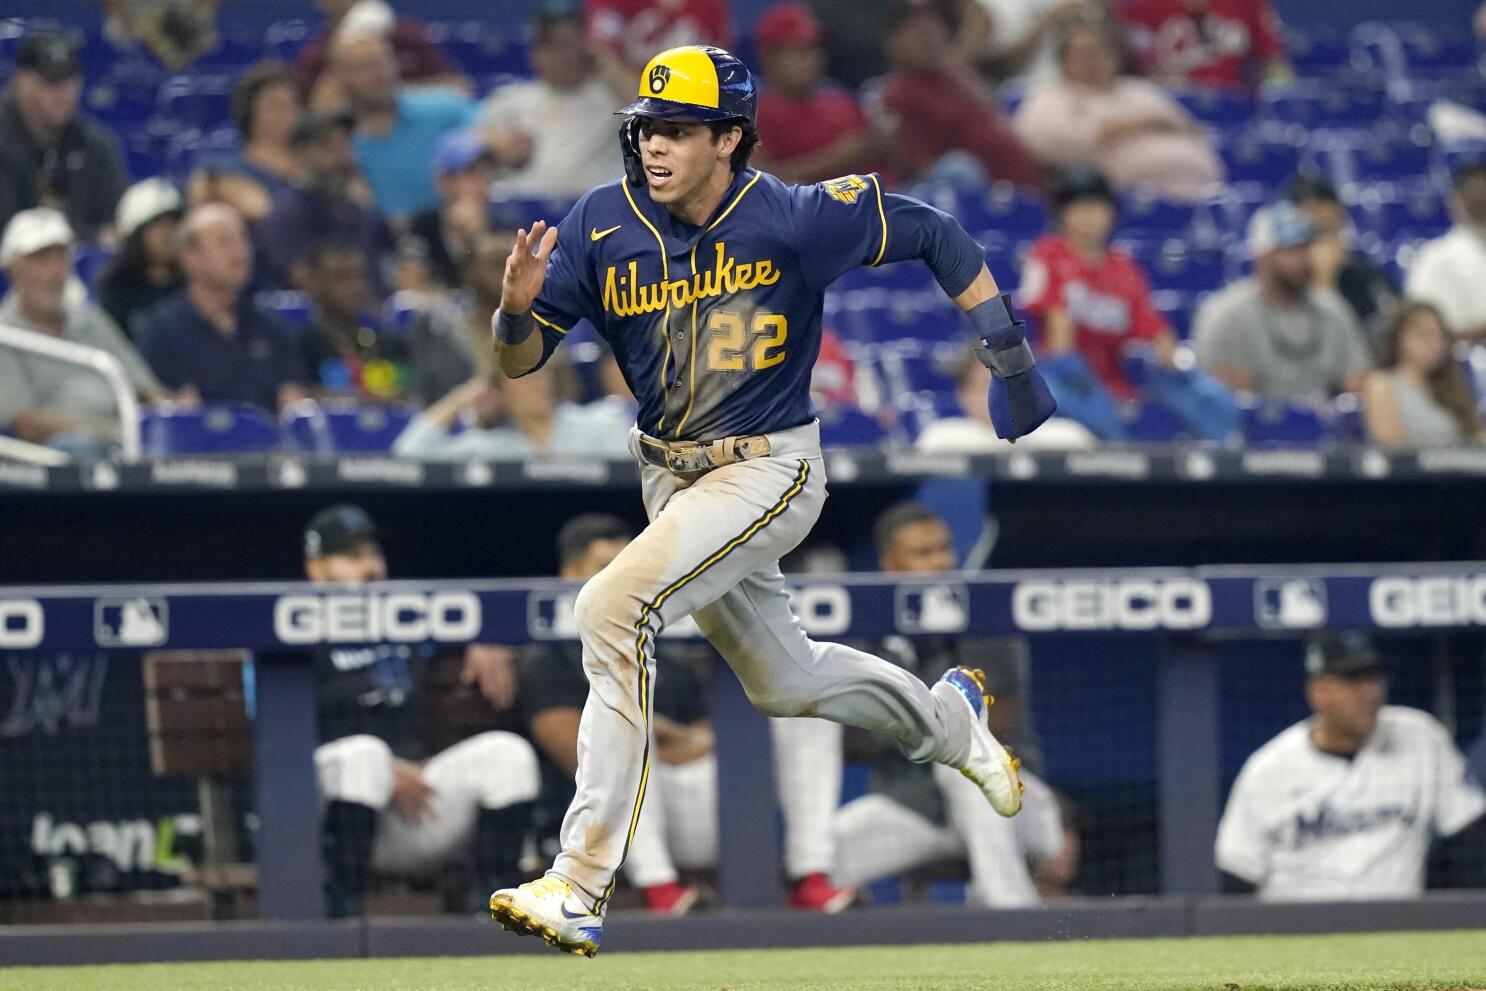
(5, 930, 1485, 991)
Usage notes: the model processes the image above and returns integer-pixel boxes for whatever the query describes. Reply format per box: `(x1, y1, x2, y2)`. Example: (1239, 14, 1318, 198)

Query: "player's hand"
(462, 643, 518, 711)
(500, 220, 558, 316)
(391, 761, 437, 823)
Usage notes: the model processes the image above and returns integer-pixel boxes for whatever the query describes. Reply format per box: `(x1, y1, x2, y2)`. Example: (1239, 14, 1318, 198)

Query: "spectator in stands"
(1193, 201, 1371, 402)
(392, 362, 632, 460)
(1216, 632, 1485, 900)
(403, 131, 498, 289)
(1405, 163, 1486, 344)
(0, 208, 167, 456)
(297, 0, 467, 108)
(256, 109, 395, 297)
(916, 350, 1096, 451)
(751, 3, 884, 184)
(0, 33, 128, 240)
(877, 0, 1044, 189)
(303, 504, 537, 917)
(832, 503, 1074, 907)
(298, 240, 471, 406)
(1362, 302, 1483, 449)
(188, 62, 304, 225)
(1021, 168, 1237, 441)
(965, 0, 1102, 85)
(586, 0, 732, 101)
(1286, 174, 1398, 349)
(519, 514, 856, 914)
(480, 8, 626, 201)
(332, 30, 480, 218)
(139, 204, 309, 412)
(1012, 19, 1222, 203)
(1118, 0, 1291, 91)
(408, 230, 515, 385)
(98, 179, 186, 342)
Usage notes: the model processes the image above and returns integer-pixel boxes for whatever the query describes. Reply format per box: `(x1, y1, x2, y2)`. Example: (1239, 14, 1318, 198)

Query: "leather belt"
(638, 432, 773, 478)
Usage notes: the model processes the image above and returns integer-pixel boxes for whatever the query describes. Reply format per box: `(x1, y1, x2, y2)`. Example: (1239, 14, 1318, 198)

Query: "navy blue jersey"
(530, 170, 983, 442)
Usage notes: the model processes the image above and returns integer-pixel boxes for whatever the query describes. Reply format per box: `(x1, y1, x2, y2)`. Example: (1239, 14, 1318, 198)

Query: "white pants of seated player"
(315, 731, 540, 877)
(552, 422, 975, 907)
(832, 767, 1063, 908)
(622, 717, 844, 888)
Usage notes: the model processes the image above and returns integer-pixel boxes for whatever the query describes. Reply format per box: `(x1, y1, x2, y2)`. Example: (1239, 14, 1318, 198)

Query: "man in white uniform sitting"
(1216, 632, 1485, 901)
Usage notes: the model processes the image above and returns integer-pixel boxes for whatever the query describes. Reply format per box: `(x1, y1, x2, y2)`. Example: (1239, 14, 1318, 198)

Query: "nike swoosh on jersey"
(591, 225, 622, 242)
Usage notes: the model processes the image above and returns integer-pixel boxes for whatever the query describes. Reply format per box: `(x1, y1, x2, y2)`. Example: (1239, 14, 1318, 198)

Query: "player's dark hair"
(1378, 301, 1481, 439)
(557, 513, 634, 568)
(708, 119, 759, 173)
(873, 502, 946, 560)
(231, 60, 298, 142)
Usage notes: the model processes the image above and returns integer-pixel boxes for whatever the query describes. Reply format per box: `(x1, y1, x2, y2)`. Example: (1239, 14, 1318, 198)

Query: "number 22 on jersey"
(705, 311, 787, 372)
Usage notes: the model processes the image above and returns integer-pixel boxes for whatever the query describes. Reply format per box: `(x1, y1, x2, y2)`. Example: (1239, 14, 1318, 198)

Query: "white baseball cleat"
(489, 874, 603, 958)
(936, 666, 1024, 817)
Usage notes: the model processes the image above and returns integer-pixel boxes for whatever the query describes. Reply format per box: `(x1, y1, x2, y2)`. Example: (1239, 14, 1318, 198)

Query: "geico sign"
(0, 599, 44, 649)
(788, 585, 852, 636)
(1369, 576, 1486, 628)
(274, 592, 481, 644)
(1012, 579, 1211, 631)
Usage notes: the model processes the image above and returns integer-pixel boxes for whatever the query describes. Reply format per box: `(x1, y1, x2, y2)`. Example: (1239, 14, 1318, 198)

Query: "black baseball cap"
(1305, 631, 1385, 679)
(304, 504, 379, 560)
(290, 108, 355, 148)
(16, 33, 83, 82)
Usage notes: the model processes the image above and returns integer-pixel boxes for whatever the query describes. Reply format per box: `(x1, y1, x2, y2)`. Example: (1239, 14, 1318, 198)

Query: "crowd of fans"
(2, 0, 1486, 459)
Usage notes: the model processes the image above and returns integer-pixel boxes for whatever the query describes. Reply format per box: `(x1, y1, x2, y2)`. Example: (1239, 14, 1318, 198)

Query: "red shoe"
(789, 873, 855, 913)
(641, 881, 699, 916)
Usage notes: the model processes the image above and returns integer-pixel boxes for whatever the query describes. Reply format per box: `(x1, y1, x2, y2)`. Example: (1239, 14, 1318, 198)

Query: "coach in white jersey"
(1216, 632, 1485, 901)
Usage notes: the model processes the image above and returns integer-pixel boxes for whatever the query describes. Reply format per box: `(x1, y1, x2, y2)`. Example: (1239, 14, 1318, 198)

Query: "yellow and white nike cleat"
(936, 666, 1024, 816)
(489, 874, 603, 958)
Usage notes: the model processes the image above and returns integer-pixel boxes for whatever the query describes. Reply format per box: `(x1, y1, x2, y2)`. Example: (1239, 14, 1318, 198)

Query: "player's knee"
(471, 731, 541, 806)
(573, 571, 641, 650)
(316, 734, 394, 807)
(743, 685, 812, 719)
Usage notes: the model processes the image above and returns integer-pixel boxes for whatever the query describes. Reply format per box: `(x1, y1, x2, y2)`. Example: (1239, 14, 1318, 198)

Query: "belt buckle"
(665, 444, 710, 476)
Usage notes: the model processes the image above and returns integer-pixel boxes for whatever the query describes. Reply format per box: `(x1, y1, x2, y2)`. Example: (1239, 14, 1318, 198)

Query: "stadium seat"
(258, 290, 315, 326)
(489, 196, 575, 229)
(282, 401, 417, 454)
(1219, 136, 1302, 187)
(1395, 25, 1482, 78)
(1123, 241, 1227, 294)
(1239, 398, 1327, 446)
(140, 405, 282, 455)
(1118, 194, 1197, 239)
(818, 407, 888, 448)
(263, 19, 314, 61)
(1356, 189, 1452, 240)
(1262, 85, 1386, 130)
(155, 74, 235, 130)
(1173, 87, 1253, 126)
(1150, 290, 1202, 338)
(382, 291, 430, 335)
(1288, 30, 1352, 79)
(923, 185, 1045, 237)
(424, 20, 528, 77)
(1124, 401, 1187, 443)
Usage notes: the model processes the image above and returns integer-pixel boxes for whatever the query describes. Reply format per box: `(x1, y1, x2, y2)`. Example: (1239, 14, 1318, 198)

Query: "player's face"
(637, 118, 736, 207)
(308, 543, 388, 583)
(561, 537, 630, 581)
(1310, 672, 1386, 743)
(1061, 199, 1115, 249)
(882, 520, 956, 574)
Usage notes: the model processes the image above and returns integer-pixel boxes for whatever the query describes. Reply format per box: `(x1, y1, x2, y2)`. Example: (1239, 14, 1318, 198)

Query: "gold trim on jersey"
(621, 180, 676, 431)
(869, 173, 888, 267)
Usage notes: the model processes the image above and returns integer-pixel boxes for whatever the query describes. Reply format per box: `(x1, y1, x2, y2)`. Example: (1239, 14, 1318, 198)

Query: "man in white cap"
(0, 207, 166, 455)
(1193, 200, 1371, 403)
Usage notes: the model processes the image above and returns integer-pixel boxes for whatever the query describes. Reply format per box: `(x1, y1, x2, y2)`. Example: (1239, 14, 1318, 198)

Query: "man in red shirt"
(752, 3, 885, 184)
(1021, 167, 1236, 440)
(1118, 0, 1291, 91)
(585, 0, 732, 99)
(878, 0, 1043, 189)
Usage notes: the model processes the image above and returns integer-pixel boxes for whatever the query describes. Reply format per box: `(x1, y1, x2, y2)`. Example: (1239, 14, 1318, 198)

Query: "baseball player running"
(488, 45, 1056, 956)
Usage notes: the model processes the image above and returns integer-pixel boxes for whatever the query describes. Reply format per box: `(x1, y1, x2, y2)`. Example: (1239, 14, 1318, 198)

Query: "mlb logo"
(1255, 579, 1328, 629)
(897, 583, 970, 634)
(527, 591, 580, 640)
(94, 598, 169, 647)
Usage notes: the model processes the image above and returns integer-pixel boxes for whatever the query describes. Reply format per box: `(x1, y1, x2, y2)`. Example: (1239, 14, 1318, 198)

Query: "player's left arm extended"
(885, 195, 1057, 440)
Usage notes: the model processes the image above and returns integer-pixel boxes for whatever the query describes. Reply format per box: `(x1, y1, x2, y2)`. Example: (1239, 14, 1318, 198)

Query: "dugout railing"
(1, 562, 1483, 928)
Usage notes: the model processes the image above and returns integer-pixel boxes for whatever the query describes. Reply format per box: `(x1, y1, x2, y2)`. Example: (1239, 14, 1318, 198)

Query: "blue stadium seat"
(264, 19, 314, 61)
(382, 291, 429, 335)
(140, 405, 282, 454)
(1354, 186, 1452, 240)
(1150, 289, 1202, 338)
(1440, 141, 1486, 179)
(1261, 85, 1386, 129)
(163, 126, 241, 179)
(818, 407, 888, 448)
(1117, 194, 1197, 239)
(1396, 25, 1482, 78)
(1173, 87, 1253, 126)
(1123, 241, 1227, 294)
(1124, 401, 1187, 443)
(1288, 30, 1352, 79)
(282, 402, 416, 454)
(424, 20, 528, 77)
(926, 185, 1046, 237)
(489, 196, 575, 229)
(1347, 136, 1433, 184)
(154, 74, 235, 130)
(832, 260, 937, 294)
(258, 290, 315, 326)
(1219, 136, 1302, 186)
(1239, 398, 1327, 446)
(73, 242, 116, 296)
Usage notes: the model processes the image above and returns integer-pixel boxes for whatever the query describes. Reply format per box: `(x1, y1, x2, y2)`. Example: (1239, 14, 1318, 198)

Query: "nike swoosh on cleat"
(560, 904, 592, 919)
(590, 225, 621, 241)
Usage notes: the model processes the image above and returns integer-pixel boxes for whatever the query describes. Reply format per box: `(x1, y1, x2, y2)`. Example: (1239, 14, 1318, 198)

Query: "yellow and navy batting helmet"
(619, 45, 758, 125)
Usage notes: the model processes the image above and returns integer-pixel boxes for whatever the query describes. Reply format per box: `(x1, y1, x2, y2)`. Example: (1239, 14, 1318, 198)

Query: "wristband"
(967, 293, 1021, 350)
(494, 307, 535, 345)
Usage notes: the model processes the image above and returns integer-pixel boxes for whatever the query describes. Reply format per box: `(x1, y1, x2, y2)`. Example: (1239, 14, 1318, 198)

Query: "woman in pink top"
(1012, 18, 1222, 202)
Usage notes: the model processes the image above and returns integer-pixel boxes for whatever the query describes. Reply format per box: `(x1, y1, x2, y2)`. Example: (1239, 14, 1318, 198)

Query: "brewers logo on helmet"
(617, 45, 757, 186)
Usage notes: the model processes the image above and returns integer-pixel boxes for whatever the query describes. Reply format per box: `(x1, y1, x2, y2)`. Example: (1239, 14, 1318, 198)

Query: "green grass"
(5, 931, 1486, 991)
